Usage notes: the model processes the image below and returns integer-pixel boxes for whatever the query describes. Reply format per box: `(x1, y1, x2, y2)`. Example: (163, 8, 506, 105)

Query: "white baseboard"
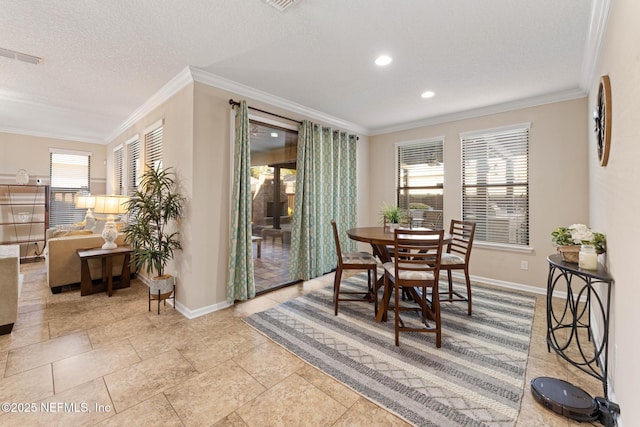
(136, 273, 231, 319)
(174, 300, 232, 319)
(449, 271, 571, 300)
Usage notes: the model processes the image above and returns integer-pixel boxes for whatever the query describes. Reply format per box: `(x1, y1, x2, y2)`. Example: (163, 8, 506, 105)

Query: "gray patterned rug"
(244, 273, 536, 426)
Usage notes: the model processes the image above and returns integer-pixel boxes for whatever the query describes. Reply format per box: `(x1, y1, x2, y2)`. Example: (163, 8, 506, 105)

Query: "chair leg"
(464, 269, 472, 316)
(447, 269, 453, 302)
(333, 267, 342, 316)
(383, 274, 393, 322)
(433, 285, 442, 348)
(394, 282, 400, 346)
(372, 267, 378, 315)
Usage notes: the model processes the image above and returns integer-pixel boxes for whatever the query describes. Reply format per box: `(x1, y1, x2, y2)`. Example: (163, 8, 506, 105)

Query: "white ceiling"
(0, 0, 603, 144)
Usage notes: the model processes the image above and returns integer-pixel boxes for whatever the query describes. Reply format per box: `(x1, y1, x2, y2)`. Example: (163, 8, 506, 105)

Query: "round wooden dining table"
(347, 226, 451, 323)
(346, 227, 451, 263)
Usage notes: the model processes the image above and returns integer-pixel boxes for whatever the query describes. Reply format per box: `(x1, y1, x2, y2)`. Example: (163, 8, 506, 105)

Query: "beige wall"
(589, 0, 640, 420)
(189, 82, 370, 308)
(105, 81, 368, 314)
(106, 83, 196, 309)
(368, 98, 589, 290)
(0, 132, 107, 192)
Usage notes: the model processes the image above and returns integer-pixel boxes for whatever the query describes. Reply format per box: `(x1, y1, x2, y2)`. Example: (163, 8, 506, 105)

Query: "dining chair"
(424, 210, 443, 230)
(439, 219, 476, 316)
(383, 228, 444, 347)
(331, 220, 379, 316)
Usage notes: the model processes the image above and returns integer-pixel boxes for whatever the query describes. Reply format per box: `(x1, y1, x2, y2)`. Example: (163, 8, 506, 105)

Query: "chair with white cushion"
(383, 229, 444, 347)
(439, 219, 476, 315)
(331, 220, 379, 316)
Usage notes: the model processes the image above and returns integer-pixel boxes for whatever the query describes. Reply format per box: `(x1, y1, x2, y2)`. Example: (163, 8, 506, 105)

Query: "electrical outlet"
(520, 260, 528, 270)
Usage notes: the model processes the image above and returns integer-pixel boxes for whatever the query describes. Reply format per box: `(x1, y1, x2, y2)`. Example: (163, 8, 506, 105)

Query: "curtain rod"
(229, 99, 302, 124)
(228, 99, 360, 140)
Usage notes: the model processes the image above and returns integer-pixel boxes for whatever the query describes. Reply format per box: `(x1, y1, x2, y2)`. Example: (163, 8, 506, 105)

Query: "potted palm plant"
(123, 164, 185, 299)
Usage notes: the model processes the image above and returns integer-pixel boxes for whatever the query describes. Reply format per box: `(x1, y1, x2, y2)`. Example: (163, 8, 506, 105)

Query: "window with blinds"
(144, 125, 163, 171)
(114, 145, 124, 196)
(461, 124, 529, 246)
(49, 150, 91, 226)
(126, 138, 141, 196)
(396, 139, 444, 229)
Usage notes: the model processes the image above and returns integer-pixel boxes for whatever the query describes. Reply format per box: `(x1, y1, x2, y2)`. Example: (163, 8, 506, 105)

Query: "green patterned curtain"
(226, 100, 255, 303)
(290, 120, 358, 281)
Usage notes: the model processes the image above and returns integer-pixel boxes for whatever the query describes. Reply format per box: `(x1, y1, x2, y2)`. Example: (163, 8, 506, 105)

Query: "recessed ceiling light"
(270, 132, 278, 137)
(375, 55, 392, 66)
(421, 91, 435, 99)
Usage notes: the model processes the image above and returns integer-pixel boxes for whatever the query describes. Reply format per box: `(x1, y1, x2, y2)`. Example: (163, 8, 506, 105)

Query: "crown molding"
(580, 0, 612, 91)
(105, 67, 195, 143)
(189, 67, 369, 135)
(0, 125, 104, 145)
(369, 87, 587, 136)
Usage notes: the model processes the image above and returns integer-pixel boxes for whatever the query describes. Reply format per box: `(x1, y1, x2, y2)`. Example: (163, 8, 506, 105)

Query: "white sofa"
(0, 245, 21, 335)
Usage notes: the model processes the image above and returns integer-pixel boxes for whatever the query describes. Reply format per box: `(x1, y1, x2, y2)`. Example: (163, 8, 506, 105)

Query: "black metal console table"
(546, 254, 613, 398)
(534, 255, 620, 425)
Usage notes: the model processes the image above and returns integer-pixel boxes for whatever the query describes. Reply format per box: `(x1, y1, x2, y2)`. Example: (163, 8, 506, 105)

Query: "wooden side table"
(77, 246, 133, 296)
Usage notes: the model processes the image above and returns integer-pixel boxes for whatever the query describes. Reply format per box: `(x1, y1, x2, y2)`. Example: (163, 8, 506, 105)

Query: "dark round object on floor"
(530, 376, 599, 422)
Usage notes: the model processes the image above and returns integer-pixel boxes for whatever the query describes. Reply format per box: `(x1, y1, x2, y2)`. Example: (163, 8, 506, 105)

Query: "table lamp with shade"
(93, 195, 129, 249)
(75, 194, 96, 229)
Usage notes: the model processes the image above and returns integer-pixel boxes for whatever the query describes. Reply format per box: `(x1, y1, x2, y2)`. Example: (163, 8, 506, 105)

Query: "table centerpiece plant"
(123, 164, 185, 299)
(379, 203, 409, 231)
(551, 223, 606, 263)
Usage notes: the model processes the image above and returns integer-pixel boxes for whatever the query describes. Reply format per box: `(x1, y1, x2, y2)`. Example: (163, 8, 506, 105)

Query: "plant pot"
(385, 222, 400, 232)
(556, 245, 580, 263)
(149, 275, 175, 300)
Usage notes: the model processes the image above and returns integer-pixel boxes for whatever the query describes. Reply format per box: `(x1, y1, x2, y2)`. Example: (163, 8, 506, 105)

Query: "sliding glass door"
(249, 120, 298, 294)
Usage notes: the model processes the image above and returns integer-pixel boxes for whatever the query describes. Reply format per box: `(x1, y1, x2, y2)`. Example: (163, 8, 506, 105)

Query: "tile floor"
(0, 261, 604, 426)
(253, 238, 295, 295)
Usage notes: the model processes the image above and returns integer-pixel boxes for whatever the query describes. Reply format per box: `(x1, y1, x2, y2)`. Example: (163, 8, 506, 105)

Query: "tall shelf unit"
(0, 184, 50, 262)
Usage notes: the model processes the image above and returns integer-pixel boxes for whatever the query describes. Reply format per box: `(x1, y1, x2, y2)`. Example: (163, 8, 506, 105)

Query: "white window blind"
(461, 125, 529, 246)
(144, 125, 163, 171)
(126, 138, 141, 196)
(49, 151, 91, 226)
(114, 145, 124, 196)
(396, 139, 444, 229)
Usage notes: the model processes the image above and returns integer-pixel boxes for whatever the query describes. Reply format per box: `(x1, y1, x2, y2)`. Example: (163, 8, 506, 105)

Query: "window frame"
(125, 136, 141, 196)
(395, 137, 445, 229)
(460, 123, 531, 250)
(113, 143, 124, 196)
(144, 120, 163, 172)
(49, 148, 92, 226)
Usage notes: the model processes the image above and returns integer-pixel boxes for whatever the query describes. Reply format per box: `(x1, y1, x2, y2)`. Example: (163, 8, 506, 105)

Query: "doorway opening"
(249, 120, 299, 295)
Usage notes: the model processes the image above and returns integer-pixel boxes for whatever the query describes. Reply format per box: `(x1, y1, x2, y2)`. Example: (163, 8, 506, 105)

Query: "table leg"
(376, 275, 392, 323)
(121, 253, 131, 287)
(106, 256, 113, 297)
(80, 259, 91, 296)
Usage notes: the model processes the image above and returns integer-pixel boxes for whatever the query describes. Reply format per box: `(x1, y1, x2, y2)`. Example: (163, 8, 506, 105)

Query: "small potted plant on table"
(380, 203, 408, 232)
(551, 223, 606, 264)
(124, 164, 185, 303)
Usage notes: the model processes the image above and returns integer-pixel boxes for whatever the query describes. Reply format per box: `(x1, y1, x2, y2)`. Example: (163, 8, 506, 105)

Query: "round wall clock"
(593, 75, 612, 166)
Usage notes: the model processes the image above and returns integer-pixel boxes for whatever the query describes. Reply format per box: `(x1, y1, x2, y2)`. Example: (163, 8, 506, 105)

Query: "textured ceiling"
(0, 0, 599, 144)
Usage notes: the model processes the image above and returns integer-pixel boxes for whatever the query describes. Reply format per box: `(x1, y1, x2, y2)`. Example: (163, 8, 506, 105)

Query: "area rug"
(244, 273, 536, 426)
